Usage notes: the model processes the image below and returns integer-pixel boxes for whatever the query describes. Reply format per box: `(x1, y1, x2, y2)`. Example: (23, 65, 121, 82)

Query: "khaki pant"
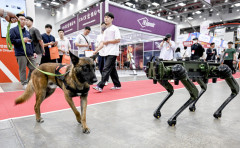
(16, 56, 36, 85)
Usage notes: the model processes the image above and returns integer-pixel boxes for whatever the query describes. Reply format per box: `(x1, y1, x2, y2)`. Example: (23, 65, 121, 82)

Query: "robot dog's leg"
(213, 65, 239, 118)
(153, 80, 174, 119)
(189, 79, 207, 112)
(167, 64, 199, 126)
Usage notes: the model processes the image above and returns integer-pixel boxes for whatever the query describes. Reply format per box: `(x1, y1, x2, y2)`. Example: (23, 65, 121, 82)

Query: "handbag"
(49, 46, 60, 60)
(62, 54, 71, 64)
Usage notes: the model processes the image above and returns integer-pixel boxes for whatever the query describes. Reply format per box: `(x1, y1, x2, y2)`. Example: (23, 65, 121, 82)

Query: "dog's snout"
(92, 78, 98, 83)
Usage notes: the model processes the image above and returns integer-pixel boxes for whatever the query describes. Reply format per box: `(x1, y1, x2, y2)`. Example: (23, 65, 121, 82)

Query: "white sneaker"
(110, 86, 121, 90)
(23, 84, 27, 90)
(105, 81, 108, 86)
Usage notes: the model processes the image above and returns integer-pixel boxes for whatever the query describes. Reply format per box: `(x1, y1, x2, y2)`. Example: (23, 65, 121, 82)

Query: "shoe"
(23, 84, 27, 90)
(93, 86, 102, 92)
(110, 86, 121, 90)
(105, 81, 108, 86)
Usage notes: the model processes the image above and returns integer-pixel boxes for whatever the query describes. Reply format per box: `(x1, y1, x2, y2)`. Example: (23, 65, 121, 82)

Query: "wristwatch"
(2, 10, 8, 18)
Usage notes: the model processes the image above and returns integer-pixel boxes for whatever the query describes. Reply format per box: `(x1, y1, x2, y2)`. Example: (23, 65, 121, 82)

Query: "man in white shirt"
(74, 26, 91, 57)
(181, 46, 191, 59)
(93, 12, 121, 92)
(56, 29, 71, 63)
(159, 34, 175, 60)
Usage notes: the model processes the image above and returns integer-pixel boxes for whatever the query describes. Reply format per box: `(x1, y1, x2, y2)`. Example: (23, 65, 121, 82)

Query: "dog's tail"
(15, 80, 34, 105)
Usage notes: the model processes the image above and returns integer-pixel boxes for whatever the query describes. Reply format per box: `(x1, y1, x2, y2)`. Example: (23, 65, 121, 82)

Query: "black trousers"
(224, 60, 236, 74)
(97, 55, 121, 89)
(57, 55, 63, 63)
(98, 55, 105, 75)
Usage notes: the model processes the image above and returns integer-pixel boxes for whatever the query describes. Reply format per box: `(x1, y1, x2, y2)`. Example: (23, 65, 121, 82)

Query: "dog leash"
(6, 21, 68, 77)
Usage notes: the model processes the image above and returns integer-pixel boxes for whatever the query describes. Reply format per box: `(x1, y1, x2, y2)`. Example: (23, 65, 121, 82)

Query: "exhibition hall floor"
(0, 71, 240, 148)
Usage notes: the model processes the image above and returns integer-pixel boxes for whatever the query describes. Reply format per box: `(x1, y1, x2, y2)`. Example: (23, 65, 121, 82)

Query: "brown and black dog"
(15, 51, 97, 134)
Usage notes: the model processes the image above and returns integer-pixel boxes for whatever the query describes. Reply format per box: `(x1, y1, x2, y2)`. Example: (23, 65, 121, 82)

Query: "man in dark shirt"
(25, 16, 45, 66)
(190, 38, 205, 60)
(206, 42, 217, 61)
(41, 24, 56, 64)
(224, 41, 237, 74)
(10, 14, 37, 89)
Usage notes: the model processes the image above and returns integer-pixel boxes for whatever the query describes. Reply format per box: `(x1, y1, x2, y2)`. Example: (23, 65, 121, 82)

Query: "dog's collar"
(55, 64, 89, 97)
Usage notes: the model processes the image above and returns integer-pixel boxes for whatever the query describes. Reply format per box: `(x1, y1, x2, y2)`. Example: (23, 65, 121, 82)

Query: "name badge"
(27, 42, 31, 45)
(192, 50, 195, 54)
(48, 45, 52, 48)
(225, 53, 228, 57)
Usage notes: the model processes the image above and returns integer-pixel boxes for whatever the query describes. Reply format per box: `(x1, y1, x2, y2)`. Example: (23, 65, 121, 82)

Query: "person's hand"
(93, 51, 98, 55)
(23, 37, 29, 43)
(89, 44, 92, 48)
(4, 11, 18, 23)
(103, 41, 109, 45)
(42, 49, 45, 56)
(233, 60, 237, 64)
(33, 53, 37, 58)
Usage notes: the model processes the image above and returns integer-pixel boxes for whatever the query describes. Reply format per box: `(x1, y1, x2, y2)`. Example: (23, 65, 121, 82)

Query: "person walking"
(93, 12, 121, 92)
(206, 42, 217, 62)
(25, 16, 45, 66)
(74, 26, 92, 57)
(190, 37, 205, 60)
(56, 29, 71, 63)
(223, 41, 237, 74)
(9, 14, 37, 89)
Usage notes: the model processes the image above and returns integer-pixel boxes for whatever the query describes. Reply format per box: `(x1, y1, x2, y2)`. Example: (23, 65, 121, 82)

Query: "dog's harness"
(55, 64, 89, 96)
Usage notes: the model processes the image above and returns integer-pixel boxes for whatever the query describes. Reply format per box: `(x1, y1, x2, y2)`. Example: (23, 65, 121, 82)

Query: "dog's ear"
(90, 53, 98, 61)
(69, 50, 79, 66)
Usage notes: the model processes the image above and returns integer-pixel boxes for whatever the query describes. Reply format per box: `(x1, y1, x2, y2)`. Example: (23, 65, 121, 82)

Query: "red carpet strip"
(0, 72, 240, 120)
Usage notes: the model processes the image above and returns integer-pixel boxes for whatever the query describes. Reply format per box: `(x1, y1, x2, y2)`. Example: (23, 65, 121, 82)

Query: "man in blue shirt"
(10, 13, 37, 89)
(41, 24, 56, 64)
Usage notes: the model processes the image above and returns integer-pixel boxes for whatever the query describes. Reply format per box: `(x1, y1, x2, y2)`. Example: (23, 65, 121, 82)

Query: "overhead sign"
(109, 4, 176, 39)
(204, 0, 211, 4)
(60, 17, 78, 35)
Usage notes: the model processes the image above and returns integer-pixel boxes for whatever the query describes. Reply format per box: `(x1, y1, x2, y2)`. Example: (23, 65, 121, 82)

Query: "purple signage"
(153, 40, 162, 50)
(144, 42, 153, 51)
(60, 17, 78, 35)
(109, 5, 176, 39)
(78, 5, 101, 30)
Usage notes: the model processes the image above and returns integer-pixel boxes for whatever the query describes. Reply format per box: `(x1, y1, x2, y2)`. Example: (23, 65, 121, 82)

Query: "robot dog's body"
(146, 59, 239, 126)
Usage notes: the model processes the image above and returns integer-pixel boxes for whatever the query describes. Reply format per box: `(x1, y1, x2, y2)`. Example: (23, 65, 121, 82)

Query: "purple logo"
(137, 17, 155, 28)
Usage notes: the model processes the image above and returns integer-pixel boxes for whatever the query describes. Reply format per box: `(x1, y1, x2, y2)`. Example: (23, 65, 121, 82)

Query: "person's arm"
(103, 39, 120, 45)
(0, 8, 18, 23)
(93, 42, 104, 54)
(10, 28, 28, 45)
(74, 36, 88, 47)
(68, 40, 71, 53)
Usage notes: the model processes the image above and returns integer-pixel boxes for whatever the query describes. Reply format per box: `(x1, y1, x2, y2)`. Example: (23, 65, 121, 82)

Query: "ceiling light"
(210, 9, 213, 11)
(148, 4, 151, 7)
(177, 15, 180, 18)
(235, 3, 240, 7)
(175, 4, 178, 7)
(184, 8, 187, 11)
(195, 10, 202, 14)
(203, 5, 205, 7)
(169, 12, 171, 14)
(125, 2, 133, 6)
(42, 7, 44, 10)
(36, 3, 41, 7)
(216, 13, 219, 15)
(158, 13, 161, 16)
(135, 0, 138, 2)
(51, 1, 60, 5)
(220, 19, 222, 21)
(164, 0, 167, 2)
(83, 9, 87, 12)
(194, 0, 197, 2)
(199, 15, 202, 18)
(204, 18, 206, 20)
(225, 0, 228, 2)
(179, 3, 186, 6)
(192, 12, 195, 15)
(47, 3, 49, 6)
(237, 9, 240, 11)
(152, 2, 159, 6)
(231, 5, 234, 7)
(159, 8, 162, 11)
(148, 10, 155, 14)
(167, 16, 173, 20)
(188, 16, 193, 20)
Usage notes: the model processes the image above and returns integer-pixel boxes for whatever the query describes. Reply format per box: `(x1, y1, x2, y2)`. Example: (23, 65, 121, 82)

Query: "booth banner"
(144, 42, 153, 51)
(60, 17, 78, 35)
(144, 51, 153, 66)
(198, 33, 211, 43)
(212, 37, 222, 47)
(237, 28, 240, 39)
(109, 5, 175, 39)
(78, 5, 100, 31)
(183, 41, 193, 47)
(214, 27, 226, 40)
(200, 21, 210, 35)
(199, 41, 210, 48)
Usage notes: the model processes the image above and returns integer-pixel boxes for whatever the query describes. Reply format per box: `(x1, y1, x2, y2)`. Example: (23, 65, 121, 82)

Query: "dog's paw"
(82, 128, 90, 134)
(36, 118, 44, 123)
